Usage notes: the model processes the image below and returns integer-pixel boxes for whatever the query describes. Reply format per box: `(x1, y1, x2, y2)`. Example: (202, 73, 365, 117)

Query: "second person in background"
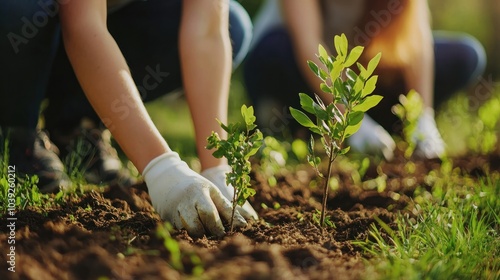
(244, 0, 486, 160)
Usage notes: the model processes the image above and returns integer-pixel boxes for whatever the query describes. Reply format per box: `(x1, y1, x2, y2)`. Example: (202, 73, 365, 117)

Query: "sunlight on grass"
(355, 178, 500, 280)
(437, 82, 500, 157)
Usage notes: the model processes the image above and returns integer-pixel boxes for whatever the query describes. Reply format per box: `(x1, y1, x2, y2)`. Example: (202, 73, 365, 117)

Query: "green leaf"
(216, 119, 230, 133)
(353, 95, 383, 112)
(344, 111, 365, 137)
(318, 68, 329, 81)
(237, 187, 256, 206)
(330, 59, 343, 83)
(330, 104, 344, 124)
(366, 52, 382, 77)
(334, 35, 342, 57)
(318, 44, 329, 61)
(314, 93, 326, 109)
(353, 76, 364, 97)
(391, 103, 405, 119)
(309, 126, 322, 135)
(334, 79, 343, 98)
(212, 148, 225, 159)
(344, 121, 363, 138)
(241, 104, 256, 126)
(334, 33, 348, 58)
(339, 146, 351, 155)
(290, 107, 316, 128)
(321, 120, 331, 134)
(299, 93, 315, 114)
(362, 75, 378, 97)
(340, 33, 348, 55)
(308, 60, 320, 77)
(348, 111, 364, 126)
(345, 68, 358, 83)
(313, 103, 329, 120)
(308, 136, 315, 154)
(320, 83, 332, 94)
(344, 46, 364, 67)
(357, 62, 367, 79)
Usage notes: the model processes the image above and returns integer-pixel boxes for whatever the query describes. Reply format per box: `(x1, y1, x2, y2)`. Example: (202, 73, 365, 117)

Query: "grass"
(355, 178, 500, 280)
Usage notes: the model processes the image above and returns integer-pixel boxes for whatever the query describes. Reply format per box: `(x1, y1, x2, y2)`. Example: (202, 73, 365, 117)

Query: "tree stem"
(230, 189, 237, 233)
(320, 142, 336, 227)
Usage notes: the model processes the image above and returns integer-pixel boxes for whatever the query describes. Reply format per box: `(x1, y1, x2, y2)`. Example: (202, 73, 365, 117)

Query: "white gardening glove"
(201, 165, 259, 221)
(347, 114, 396, 161)
(413, 108, 446, 159)
(143, 152, 246, 237)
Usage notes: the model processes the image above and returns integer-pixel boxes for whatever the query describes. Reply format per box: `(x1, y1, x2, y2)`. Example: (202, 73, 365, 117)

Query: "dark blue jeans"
(0, 0, 60, 129)
(243, 27, 487, 135)
(0, 0, 252, 131)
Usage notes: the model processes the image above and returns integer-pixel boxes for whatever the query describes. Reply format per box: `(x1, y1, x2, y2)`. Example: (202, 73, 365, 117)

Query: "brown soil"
(0, 152, 498, 280)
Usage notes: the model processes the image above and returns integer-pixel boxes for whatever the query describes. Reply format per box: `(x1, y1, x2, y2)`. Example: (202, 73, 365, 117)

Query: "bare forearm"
(62, 26, 169, 172)
(180, 0, 231, 170)
(404, 1, 434, 108)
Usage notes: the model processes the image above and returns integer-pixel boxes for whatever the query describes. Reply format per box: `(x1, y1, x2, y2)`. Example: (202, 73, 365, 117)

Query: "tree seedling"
(289, 33, 383, 227)
(391, 89, 424, 159)
(206, 105, 263, 232)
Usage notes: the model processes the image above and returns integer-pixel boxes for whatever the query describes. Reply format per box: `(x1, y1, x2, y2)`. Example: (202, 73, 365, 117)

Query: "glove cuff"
(200, 164, 231, 179)
(142, 152, 186, 183)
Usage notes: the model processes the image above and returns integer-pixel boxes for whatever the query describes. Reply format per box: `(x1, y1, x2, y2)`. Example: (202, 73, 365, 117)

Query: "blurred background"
(143, 0, 500, 164)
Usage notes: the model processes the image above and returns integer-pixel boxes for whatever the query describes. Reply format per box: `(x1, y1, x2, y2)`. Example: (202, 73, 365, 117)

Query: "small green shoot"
(289, 33, 383, 227)
(206, 105, 263, 232)
(312, 209, 335, 228)
(391, 89, 424, 159)
(469, 96, 500, 154)
(156, 222, 184, 272)
(156, 221, 204, 276)
(259, 136, 289, 187)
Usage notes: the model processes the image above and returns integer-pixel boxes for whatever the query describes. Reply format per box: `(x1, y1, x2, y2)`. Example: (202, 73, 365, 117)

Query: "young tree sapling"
(206, 105, 263, 232)
(290, 34, 383, 227)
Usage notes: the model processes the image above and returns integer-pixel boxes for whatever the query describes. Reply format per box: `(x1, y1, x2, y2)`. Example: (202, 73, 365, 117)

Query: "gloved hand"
(143, 152, 246, 237)
(413, 108, 446, 159)
(347, 114, 396, 160)
(201, 165, 259, 221)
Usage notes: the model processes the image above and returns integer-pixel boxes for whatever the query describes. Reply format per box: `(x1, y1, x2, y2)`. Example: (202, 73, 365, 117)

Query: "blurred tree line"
(238, 0, 500, 80)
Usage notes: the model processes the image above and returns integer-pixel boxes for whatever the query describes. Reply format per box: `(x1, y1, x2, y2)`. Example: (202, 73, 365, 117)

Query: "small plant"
(156, 222, 204, 276)
(391, 89, 424, 159)
(258, 136, 289, 187)
(156, 222, 184, 271)
(469, 95, 500, 155)
(312, 209, 335, 228)
(289, 33, 383, 227)
(206, 104, 263, 232)
(63, 137, 95, 185)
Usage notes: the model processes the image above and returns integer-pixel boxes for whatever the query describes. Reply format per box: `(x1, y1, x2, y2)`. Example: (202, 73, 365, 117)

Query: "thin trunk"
(320, 142, 336, 227)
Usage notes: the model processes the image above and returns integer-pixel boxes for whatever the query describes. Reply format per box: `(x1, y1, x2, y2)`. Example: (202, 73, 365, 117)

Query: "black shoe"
(50, 121, 135, 187)
(1, 127, 70, 193)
